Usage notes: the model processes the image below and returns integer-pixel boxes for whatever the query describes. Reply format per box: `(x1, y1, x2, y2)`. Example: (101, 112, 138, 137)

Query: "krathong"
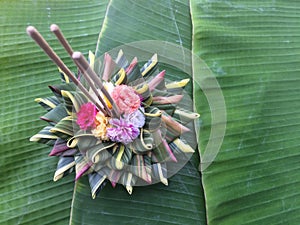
(28, 24, 200, 198)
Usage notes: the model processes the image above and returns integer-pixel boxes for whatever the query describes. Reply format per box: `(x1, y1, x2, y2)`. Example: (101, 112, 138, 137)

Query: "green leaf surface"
(192, 0, 300, 224)
(69, 0, 206, 224)
(5, 0, 299, 224)
(0, 1, 108, 224)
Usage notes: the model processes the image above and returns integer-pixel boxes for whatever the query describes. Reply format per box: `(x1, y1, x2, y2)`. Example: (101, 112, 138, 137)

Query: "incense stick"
(49, 24, 110, 116)
(72, 52, 120, 117)
(26, 26, 103, 112)
(50, 24, 74, 57)
(72, 53, 112, 116)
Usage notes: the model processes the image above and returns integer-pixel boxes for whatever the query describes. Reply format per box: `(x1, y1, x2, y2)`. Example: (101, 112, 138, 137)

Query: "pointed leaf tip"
(126, 186, 133, 195)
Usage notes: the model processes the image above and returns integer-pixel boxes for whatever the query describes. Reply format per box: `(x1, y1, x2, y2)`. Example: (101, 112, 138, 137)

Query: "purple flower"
(124, 107, 145, 128)
(106, 118, 140, 145)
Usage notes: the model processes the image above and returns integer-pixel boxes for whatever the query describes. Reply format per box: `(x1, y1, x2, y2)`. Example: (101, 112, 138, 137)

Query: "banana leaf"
(1, 0, 205, 224)
(192, 0, 300, 224)
(2, 0, 300, 224)
(0, 1, 108, 224)
(69, 0, 205, 224)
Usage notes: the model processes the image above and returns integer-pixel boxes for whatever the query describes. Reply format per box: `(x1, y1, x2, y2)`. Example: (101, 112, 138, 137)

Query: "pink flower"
(76, 102, 97, 130)
(111, 85, 141, 114)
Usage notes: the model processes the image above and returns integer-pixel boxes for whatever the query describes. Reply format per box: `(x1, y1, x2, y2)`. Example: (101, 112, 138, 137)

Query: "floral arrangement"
(28, 25, 199, 198)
